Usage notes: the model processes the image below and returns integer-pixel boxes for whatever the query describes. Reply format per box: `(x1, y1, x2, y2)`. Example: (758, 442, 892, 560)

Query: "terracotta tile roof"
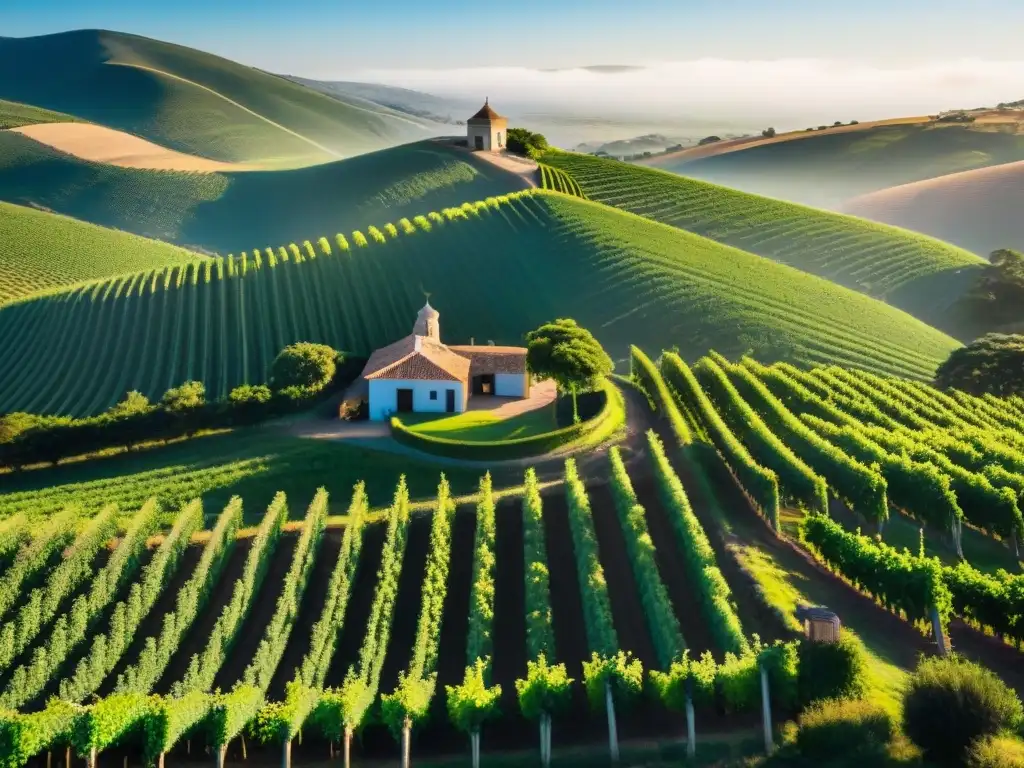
(448, 345, 528, 375)
(468, 99, 505, 122)
(361, 335, 470, 382)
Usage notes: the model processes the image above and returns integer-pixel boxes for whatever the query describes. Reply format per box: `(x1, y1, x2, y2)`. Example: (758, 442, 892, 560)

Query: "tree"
(161, 381, 206, 413)
(506, 128, 549, 159)
(762, 127, 776, 138)
(934, 334, 1024, 396)
(270, 343, 341, 395)
(105, 391, 152, 419)
(525, 319, 613, 422)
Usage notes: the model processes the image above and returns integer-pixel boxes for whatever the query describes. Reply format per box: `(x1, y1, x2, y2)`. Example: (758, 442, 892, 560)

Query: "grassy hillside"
(647, 119, 1024, 209)
(542, 151, 985, 330)
(0, 191, 958, 417)
(0, 133, 526, 252)
(0, 30, 445, 166)
(0, 200, 205, 304)
(843, 160, 1024, 255)
(0, 98, 80, 129)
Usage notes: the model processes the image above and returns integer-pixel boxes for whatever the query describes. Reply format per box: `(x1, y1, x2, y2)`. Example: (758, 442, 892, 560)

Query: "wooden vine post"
(605, 681, 619, 763)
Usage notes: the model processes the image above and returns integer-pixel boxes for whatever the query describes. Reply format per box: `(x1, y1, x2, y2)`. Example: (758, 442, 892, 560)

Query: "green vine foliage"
(381, 476, 453, 736)
(445, 659, 502, 735)
(944, 563, 1024, 645)
(172, 493, 289, 695)
(0, 505, 121, 674)
(70, 692, 149, 757)
(522, 468, 555, 661)
(801, 513, 951, 626)
(297, 484, 368, 689)
(142, 690, 211, 763)
(0, 700, 80, 768)
(515, 655, 574, 722)
(646, 430, 748, 655)
(630, 345, 692, 446)
(607, 446, 684, 669)
(0, 511, 77, 622)
(207, 685, 263, 749)
(581, 651, 643, 711)
(696, 356, 827, 513)
(117, 497, 243, 694)
(662, 353, 780, 529)
(251, 681, 319, 745)
(726, 360, 889, 524)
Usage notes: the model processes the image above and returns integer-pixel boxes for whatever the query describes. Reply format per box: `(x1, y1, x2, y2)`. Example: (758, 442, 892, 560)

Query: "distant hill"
(644, 114, 1024, 209)
(281, 76, 470, 126)
(0, 190, 958, 416)
(542, 151, 985, 336)
(0, 200, 204, 304)
(843, 160, 1024, 255)
(0, 98, 81, 129)
(0, 133, 528, 253)
(0, 30, 447, 166)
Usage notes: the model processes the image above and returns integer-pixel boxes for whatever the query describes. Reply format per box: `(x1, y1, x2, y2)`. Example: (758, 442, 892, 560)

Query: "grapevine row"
(645, 430, 747, 654)
(607, 446, 684, 669)
(629, 346, 692, 446)
(661, 352, 780, 529)
(172, 492, 289, 695)
(0, 511, 77, 621)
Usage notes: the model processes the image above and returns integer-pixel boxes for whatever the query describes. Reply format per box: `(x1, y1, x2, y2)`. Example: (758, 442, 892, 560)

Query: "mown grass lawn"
(404, 401, 558, 442)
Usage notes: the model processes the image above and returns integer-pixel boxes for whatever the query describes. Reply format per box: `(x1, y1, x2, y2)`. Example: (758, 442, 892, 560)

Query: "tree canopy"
(270, 342, 341, 394)
(506, 128, 549, 159)
(526, 319, 612, 421)
(934, 333, 1024, 396)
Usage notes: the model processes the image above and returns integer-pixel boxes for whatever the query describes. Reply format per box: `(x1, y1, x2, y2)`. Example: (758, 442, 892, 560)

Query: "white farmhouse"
(359, 302, 530, 421)
(466, 98, 508, 152)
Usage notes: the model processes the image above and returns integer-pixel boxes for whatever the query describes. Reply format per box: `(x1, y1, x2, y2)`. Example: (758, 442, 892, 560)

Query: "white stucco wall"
(369, 379, 466, 421)
(494, 372, 528, 398)
(467, 120, 507, 152)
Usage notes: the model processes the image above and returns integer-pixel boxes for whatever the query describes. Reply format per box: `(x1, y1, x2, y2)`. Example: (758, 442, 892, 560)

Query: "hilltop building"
(359, 302, 530, 421)
(467, 98, 508, 152)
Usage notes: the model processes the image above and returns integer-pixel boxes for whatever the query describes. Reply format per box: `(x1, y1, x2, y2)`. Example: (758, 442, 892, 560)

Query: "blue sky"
(1, 0, 1020, 72)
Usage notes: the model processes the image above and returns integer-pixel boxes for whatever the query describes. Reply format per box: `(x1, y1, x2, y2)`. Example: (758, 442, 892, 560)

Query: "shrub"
(762, 127, 776, 138)
(797, 636, 868, 706)
(967, 736, 1024, 768)
(793, 698, 894, 761)
(903, 656, 1024, 763)
(161, 381, 206, 413)
(227, 384, 273, 424)
(270, 342, 340, 394)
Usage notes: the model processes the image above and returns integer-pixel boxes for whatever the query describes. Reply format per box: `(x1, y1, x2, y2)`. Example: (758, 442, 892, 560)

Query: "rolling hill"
(0, 200, 205, 304)
(0, 190, 958, 417)
(842, 160, 1024, 256)
(0, 133, 528, 253)
(541, 151, 986, 332)
(644, 115, 1024, 210)
(0, 30, 447, 166)
(282, 77, 471, 125)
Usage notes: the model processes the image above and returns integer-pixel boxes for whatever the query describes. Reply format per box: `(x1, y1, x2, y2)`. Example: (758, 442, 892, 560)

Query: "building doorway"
(445, 390, 456, 413)
(396, 388, 414, 412)
(473, 374, 495, 395)
(474, 135, 484, 150)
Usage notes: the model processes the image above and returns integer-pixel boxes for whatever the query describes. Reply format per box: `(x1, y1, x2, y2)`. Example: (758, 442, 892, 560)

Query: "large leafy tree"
(525, 319, 613, 422)
(270, 342, 341, 394)
(935, 333, 1024, 396)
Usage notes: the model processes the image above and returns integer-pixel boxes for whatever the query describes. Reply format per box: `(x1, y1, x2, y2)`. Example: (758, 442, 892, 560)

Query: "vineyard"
(541, 151, 985, 329)
(0, 133, 526, 256)
(0, 202, 205, 305)
(0, 190, 958, 417)
(1, 360, 1022, 766)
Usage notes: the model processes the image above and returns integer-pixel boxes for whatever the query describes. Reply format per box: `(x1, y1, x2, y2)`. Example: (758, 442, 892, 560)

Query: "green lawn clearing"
(404, 402, 557, 442)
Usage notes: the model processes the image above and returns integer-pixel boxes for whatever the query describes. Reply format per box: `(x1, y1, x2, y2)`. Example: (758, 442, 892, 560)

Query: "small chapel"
(466, 98, 508, 152)
(358, 302, 530, 421)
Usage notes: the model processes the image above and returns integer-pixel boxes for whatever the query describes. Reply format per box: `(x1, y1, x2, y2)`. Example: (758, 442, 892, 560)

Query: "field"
(0, 98, 80, 130)
(0, 363, 1022, 767)
(646, 117, 1024, 210)
(0, 190, 960, 417)
(0, 200, 205, 304)
(542, 152, 985, 331)
(403, 405, 559, 442)
(0, 30, 445, 165)
(11, 122, 246, 172)
(843, 159, 1024, 255)
(0, 133, 527, 253)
